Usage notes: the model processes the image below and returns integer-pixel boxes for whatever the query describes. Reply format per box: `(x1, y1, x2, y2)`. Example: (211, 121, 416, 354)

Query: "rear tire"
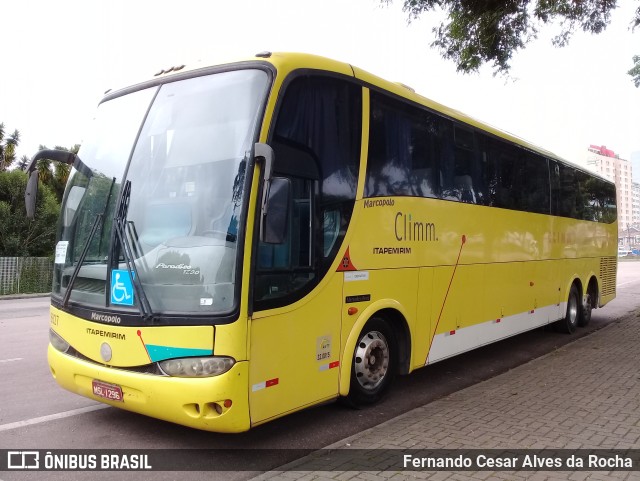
(346, 317, 397, 407)
(578, 291, 593, 327)
(556, 284, 580, 334)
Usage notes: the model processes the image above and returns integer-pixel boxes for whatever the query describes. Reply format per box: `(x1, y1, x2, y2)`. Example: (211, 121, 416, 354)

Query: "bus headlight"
(49, 329, 70, 353)
(159, 357, 235, 377)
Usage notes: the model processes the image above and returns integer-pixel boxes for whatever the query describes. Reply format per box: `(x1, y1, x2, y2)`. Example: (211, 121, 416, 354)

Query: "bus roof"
(104, 51, 610, 184)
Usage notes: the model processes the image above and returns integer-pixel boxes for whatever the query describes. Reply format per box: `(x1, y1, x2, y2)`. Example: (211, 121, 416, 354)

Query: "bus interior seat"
(258, 240, 290, 269)
(412, 168, 438, 197)
(257, 197, 311, 270)
(454, 175, 477, 204)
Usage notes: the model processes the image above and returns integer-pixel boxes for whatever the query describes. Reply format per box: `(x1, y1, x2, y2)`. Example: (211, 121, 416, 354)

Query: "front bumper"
(48, 344, 251, 433)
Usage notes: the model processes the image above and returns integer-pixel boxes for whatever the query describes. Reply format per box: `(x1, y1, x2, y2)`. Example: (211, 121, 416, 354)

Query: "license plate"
(92, 380, 123, 402)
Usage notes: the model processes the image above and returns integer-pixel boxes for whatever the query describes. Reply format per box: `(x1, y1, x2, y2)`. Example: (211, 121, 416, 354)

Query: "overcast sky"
(2, 0, 639, 172)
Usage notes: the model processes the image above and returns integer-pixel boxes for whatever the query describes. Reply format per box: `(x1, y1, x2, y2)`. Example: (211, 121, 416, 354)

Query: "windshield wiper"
(112, 180, 153, 321)
(62, 213, 104, 308)
(62, 175, 116, 307)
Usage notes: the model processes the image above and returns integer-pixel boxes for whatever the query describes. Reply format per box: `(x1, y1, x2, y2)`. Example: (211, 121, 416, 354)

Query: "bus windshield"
(53, 69, 269, 318)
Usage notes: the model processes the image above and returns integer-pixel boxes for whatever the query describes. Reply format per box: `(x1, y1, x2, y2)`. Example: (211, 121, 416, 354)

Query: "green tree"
(0, 169, 60, 256)
(16, 155, 29, 172)
(36, 157, 52, 185)
(52, 144, 79, 201)
(36, 144, 80, 202)
(391, 0, 639, 82)
(629, 55, 640, 87)
(0, 123, 21, 171)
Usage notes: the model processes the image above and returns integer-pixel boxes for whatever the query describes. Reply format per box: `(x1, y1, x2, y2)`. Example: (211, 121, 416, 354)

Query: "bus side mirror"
(25, 170, 39, 219)
(262, 177, 290, 244)
(24, 148, 80, 219)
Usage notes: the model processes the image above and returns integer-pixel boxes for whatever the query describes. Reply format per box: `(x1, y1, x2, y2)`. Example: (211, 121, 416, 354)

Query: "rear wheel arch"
(586, 275, 599, 307)
(375, 308, 411, 376)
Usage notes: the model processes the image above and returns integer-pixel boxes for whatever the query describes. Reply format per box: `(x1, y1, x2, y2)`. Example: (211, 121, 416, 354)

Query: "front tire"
(347, 318, 397, 407)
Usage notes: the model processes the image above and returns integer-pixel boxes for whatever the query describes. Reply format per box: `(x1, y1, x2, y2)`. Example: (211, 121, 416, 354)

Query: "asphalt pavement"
(252, 307, 640, 480)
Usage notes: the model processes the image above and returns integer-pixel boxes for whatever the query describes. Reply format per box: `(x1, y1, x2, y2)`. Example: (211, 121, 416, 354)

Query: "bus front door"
(248, 273, 343, 425)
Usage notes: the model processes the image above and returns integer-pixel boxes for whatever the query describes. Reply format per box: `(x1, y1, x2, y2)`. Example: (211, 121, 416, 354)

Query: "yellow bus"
(26, 52, 617, 433)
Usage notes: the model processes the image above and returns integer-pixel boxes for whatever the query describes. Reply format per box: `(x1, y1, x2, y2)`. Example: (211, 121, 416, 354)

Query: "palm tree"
(40, 144, 81, 201)
(17, 155, 29, 171)
(36, 158, 52, 185)
(0, 123, 21, 171)
(53, 161, 71, 201)
(53, 161, 71, 186)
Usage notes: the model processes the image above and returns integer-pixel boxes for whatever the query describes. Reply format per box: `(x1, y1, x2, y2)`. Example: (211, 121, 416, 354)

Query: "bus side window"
(365, 92, 489, 204)
(484, 139, 514, 209)
(550, 160, 561, 216)
(520, 153, 550, 215)
(366, 93, 442, 199)
(558, 164, 578, 219)
(579, 173, 616, 223)
(451, 125, 483, 204)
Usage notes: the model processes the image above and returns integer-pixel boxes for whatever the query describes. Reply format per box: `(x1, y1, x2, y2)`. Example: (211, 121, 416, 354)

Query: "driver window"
(253, 74, 361, 311)
(254, 177, 314, 304)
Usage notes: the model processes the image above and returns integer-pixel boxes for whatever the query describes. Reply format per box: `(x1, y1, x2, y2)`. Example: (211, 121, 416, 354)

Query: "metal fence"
(0, 257, 53, 295)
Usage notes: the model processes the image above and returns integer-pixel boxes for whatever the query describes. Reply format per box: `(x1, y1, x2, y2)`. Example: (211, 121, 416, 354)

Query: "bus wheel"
(578, 291, 593, 327)
(347, 318, 396, 407)
(557, 284, 580, 334)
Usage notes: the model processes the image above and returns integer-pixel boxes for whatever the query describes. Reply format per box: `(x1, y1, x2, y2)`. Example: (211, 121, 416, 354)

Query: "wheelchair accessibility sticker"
(111, 270, 134, 306)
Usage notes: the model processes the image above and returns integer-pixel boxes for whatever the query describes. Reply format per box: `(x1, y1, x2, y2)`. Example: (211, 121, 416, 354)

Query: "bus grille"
(599, 257, 617, 297)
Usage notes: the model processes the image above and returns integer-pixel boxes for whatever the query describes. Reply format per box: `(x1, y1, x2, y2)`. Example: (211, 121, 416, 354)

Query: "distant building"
(633, 182, 640, 226)
(632, 151, 640, 183)
(585, 145, 633, 234)
(620, 225, 640, 252)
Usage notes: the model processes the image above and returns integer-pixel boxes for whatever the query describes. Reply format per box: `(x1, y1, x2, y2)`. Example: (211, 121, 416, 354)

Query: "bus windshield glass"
(53, 69, 269, 318)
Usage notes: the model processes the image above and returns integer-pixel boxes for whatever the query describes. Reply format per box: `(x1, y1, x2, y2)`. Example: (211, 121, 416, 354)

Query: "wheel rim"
(354, 330, 389, 391)
(568, 293, 578, 326)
